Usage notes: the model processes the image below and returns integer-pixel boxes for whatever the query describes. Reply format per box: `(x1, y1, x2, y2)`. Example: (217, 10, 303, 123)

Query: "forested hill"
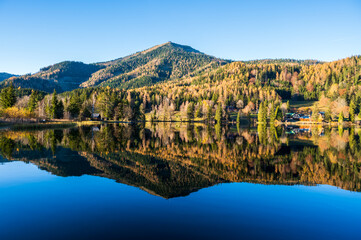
(1, 61, 104, 92)
(81, 41, 228, 89)
(1, 42, 228, 93)
(136, 55, 361, 102)
(0, 72, 17, 82)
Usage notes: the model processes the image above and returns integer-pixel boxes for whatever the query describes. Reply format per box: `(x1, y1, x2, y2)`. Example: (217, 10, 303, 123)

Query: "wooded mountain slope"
(2, 61, 104, 92)
(1, 42, 228, 92)
(135, 55, 361, 104)
(0, 72, 17, 82)
(82, 41, 228, 89)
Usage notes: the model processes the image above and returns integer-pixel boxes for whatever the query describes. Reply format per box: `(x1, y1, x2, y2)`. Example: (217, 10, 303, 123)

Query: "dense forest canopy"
(0, 42, 360, 123)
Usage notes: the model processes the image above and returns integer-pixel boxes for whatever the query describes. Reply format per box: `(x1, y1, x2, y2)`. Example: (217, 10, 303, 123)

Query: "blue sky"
(0, 0, 360, 74)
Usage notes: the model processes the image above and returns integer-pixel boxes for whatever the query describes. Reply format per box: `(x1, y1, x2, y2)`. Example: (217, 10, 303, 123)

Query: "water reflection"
(1, 123, 361, 197)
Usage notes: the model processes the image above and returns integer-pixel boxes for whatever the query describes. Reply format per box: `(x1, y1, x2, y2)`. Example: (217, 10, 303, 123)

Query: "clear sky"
(0, 0, 360, 75)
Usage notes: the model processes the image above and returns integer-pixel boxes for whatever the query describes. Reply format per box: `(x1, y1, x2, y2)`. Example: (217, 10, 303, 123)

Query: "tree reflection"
(0, 123, 361, 197)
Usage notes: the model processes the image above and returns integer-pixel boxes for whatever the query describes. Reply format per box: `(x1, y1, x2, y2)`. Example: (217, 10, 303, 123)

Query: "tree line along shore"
(1, 55, 361, 126)
(0, 83, 359, 127)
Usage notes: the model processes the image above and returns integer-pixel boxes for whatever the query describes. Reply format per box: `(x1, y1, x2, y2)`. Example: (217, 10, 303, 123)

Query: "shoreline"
(0, 118, 359, 130)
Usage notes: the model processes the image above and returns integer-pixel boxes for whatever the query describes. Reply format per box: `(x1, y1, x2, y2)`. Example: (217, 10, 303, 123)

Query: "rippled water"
(0, 123, 361, 239)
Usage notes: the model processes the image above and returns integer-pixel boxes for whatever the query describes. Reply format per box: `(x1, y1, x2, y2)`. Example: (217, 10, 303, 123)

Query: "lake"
(0, 123, 361, 240)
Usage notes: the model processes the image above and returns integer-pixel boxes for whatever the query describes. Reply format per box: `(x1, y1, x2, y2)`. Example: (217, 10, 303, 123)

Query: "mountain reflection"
(1, 123, 361, 198)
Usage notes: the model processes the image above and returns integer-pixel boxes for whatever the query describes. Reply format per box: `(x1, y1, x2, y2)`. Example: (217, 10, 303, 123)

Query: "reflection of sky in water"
(0, 161, 55, 186)
(0, 161, 360, 240)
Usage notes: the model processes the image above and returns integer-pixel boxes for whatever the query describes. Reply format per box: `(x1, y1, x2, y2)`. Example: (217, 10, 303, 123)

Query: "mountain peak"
(140, 42, 171, 54)
(139, 41, 201, 55)
(164, 41, 201, 53)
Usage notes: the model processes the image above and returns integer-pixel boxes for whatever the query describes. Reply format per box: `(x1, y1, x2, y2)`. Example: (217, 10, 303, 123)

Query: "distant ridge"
(0, 72, 18, 82)
(1, 61, 103, 92)
(243, 58, 322, 65)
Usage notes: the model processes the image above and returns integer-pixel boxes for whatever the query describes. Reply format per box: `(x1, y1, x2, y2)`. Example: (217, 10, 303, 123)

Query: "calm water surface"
(0, 123, 361, 240)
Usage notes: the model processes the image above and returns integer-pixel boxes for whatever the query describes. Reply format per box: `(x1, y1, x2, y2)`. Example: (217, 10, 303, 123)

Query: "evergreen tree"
(187, 102, 194, 120)
(49, 90, 58, 119)
(28, 90, 41, 113)
(215, 104, 223, 124)
(8, 84, 16, 108)
(350, 99, 356, 122)
(258, 102, 263, 123)
(56, 100, 64, 119)
(0, 84, 16, 108)
(48, 90, 63, 119)
(139, 104, 146, 122)
(215, 122, 221, 139)
(67, 94, 81, 118)
(207, 105, 212, 122)
(258, 102, 267, 123)
(80, 105, 91, 120)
